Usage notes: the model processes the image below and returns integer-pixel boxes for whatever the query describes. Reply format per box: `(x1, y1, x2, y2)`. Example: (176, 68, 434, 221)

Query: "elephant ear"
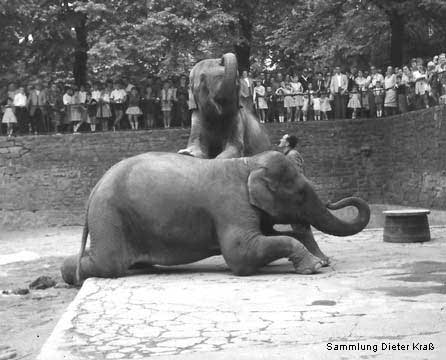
(247, 167, 281, 218)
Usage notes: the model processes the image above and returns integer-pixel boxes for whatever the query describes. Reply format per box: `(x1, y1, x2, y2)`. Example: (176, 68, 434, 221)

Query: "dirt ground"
(0, 227, 81, 360)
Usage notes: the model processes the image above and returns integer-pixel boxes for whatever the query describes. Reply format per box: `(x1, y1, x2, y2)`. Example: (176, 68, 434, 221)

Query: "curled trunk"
(306, 192, 371, 237)
(217, 53, 239, 115)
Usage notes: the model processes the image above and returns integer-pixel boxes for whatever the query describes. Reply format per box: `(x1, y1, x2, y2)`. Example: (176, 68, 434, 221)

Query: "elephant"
(178, 52, 340, 265)
(178, 52, 271, 159)
(61, 151, 370, 285)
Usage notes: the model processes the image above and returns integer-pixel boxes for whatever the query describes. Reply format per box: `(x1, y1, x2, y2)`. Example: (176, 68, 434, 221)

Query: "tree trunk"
(73, 14, 88, 87)
(234, 0, 256, 73)
(389, 10, 404, 66)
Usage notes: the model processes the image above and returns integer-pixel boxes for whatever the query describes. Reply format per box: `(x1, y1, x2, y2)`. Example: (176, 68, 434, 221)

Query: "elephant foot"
(290, 253, 323, 275)
(320, 256, 330, 267)
(61, 255, 78, 285)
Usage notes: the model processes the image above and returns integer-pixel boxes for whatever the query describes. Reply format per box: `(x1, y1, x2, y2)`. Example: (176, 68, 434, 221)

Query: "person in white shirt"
(253, 79, 267, 123)
(63, 87, 75, 126)
(329, 66, 348, 119)
(13, 87, 29, 134)
(77, 84, 87, 104)
(91, 82, 102, 102)
(110, 81, 128, 131)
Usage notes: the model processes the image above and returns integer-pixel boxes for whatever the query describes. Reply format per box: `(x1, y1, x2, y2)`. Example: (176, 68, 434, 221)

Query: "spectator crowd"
(249, 54, 446, 123)
(0, 75, 191, 137)
(1, 54, 446, 137)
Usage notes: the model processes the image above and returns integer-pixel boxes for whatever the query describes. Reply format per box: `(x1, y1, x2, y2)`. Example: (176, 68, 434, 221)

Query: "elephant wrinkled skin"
(61, 151, 370, 285)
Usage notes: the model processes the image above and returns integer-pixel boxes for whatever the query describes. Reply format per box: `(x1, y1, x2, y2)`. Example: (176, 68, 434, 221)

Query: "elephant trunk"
(217, 53, 239, 115)
(304, 189, 370, 237)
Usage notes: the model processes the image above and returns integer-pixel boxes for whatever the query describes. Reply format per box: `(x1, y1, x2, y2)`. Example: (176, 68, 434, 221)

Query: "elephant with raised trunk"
(178, 52, 270, 159)
(61, 151, 370, 285)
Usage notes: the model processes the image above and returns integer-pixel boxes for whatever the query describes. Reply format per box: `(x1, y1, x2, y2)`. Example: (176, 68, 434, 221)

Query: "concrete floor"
(36, 227, 446, 360)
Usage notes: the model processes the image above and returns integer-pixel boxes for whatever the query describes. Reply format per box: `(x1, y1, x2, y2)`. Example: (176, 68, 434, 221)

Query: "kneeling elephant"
(61, 151, 370, 285)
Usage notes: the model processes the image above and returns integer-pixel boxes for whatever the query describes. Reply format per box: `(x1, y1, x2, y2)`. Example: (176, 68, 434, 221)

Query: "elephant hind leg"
(62, 252, 130, 285)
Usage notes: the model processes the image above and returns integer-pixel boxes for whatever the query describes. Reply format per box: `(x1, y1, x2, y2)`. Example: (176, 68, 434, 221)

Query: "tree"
(266, 0, 446, 70)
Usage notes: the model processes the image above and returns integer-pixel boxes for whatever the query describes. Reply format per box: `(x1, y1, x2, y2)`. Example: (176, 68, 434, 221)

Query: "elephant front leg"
(216, 114, 244, 159)
(220, 228, 323, 275)
(290, 223, 330, 266)
(178, 111, 207, 158)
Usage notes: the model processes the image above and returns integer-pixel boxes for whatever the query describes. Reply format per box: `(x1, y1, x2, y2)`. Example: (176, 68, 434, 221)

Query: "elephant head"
(247, 151, 370, 236)
(190, 52, 239, 120)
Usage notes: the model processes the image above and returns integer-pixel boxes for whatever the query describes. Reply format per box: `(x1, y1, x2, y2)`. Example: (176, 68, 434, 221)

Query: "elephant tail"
(75, 217, 89, 285)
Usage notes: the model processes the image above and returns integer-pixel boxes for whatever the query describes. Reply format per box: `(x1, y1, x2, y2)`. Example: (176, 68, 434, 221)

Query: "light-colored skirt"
(321, 99, 331, 112)
(161, 101, 172, 112)
(126, 106, 142, 115)
(255, 97, 268, 109)
(384, 89, 397, 107)
(69, 104, 84, 122)
(348, 96, 362, 109)
(97, 103, 112, 118)
(313, 98, 321, 111)
(283, 94, 294, 108)
(2, 108, 17, 123)
(302, 98, 309, 112)
(294, 95, 304, 107)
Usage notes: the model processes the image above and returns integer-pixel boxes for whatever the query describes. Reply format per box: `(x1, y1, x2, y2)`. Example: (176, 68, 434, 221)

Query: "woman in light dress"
(253, 79, 268, 123)
(413, 64, 429, 109)
(2, 96, 17, 137)
(291, 75, 304, 122)
(97, 82, 113, 131)
(347, 84, 362, 119)
(282, 75, 294, 122)
(355, 70, 368, 116)
(384, 66, 397, 116)
(320, 91, 331, 120)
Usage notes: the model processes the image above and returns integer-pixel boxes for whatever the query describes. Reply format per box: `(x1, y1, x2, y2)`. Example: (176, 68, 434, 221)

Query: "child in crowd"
(143, 84, 156, 129)
(70, 87, 84, 133)
(282, 75, 294, 122)
(320, 91, 331, 120)
(13, 86, 28, 134)
(161, 81, 175, 128)
(347, 84, 361, 119)
(373, 80, 385, 118)
(111, 80, 127, 131)
(74, 92, 97, 133)
(78, 84, 87, 104)
(86, 92, 98, 132)
(302, 92, 310, 122)
(98, 82, 112, 131)
(275, 81, 286, 123)
(126, 87, 142, 130)
(2, 97, 17, 137)
(62, 86, 75, 126)
(253, 79, 268, 123)
(395, 75, 408, 113)
(356, 70, 368, 116)
(439, 82, 446, 105)
(312, 91, 321, 121)
(291, 76, 303, 122)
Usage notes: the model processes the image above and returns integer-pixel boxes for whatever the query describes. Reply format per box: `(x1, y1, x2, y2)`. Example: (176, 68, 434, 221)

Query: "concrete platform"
(37, 228, 446, 360)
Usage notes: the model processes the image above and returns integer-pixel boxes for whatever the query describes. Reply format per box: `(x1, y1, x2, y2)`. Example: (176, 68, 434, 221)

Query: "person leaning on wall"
(278, 133, 304, 174)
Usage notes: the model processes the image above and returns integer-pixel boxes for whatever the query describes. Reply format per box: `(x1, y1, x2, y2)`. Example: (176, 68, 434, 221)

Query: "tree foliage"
(1, 0, 445, 85)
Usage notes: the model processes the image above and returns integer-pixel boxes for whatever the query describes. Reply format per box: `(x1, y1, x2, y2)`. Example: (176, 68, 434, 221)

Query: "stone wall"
(1, 106, 445, 228)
